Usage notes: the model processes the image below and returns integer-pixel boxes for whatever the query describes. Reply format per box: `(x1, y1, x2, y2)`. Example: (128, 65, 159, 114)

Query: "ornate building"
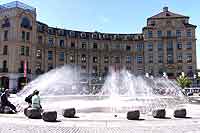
(0, 2, 197, 90)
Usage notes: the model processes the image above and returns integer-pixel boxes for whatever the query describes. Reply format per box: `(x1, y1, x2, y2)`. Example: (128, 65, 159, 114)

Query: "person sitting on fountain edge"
(0, 89, 18, 113)
(31, 90, 42, 111)
(25, 90, 36, 107)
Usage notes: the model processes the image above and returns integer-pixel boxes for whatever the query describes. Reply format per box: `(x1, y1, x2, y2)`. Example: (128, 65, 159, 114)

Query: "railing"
(0, 1, 36, 14)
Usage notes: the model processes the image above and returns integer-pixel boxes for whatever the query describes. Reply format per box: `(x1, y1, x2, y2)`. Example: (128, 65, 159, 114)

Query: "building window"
(176, 30, 181, 37)
(167, 40, 173, 50)
(48, 51, 53, 60)
(137, 56, 143, 64)
(104, 67, 109, 76)
(20, 46, 25, 55)
(92, 66, 97, 75)
(48, 63, 53, 71)
(177, 53, 183, 63)
(36, 63, 41, 72)
(186, 42, 192, 49)
(36, 49, 42, 59)
(59, 52, 65, 61)
(82, 42, 86, 49)
(3, 60, 7, 69)
(70, 55, 74, 63)
(104, 57, 109, 63)
(187, 29, 192, 37)
(157, 43, 163, 51)
(167, 30, 172, 37)
(177, 43, 182, 49)
(60, 40, 64, 48)
(26, 32, 30, 41)
(148, 31, 153, 38)
(48, 38, 54, 47)
(21, 17, 31, 29)
(126, 56, 131, 63)
(114, 44, 120, 49)
(93, 57, 98, 63)
(147, 43, 153, 51)
(136, 44, 143, 51)
(188, 66, 193, 70)
(71, 42, 75, 48)
(104, 44, 109, 50)
(38, 36, 43, 44)
(148, 55, 153, 63)
(114, 56, 120, 63)
(3, 45, 8, 55)
(186, 53, 192, 63)
(158, 55, 163, 63)
(20, 61, 24, 72)
(157, 30, 162, 37)
(93, 43, 98, 49)
(22, 31, 25, 41)
(126, 45, 131, 51)
(4, 30, 8, 41)
(81, 54, 86, 63)
(167, 54, 173, 64)
(26, 46, 29, 56)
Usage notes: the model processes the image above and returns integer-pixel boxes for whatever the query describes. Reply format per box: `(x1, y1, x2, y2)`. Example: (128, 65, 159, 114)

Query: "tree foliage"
(177, 75, 192, 89)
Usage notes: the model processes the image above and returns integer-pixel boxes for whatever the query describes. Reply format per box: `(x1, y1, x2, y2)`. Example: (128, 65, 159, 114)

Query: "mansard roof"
(148, 7, 189, 20)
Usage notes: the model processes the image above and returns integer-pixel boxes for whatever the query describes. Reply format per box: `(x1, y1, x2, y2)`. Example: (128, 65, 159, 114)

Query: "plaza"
(0, 1, 199, 133)
(0, 103, 200, 133)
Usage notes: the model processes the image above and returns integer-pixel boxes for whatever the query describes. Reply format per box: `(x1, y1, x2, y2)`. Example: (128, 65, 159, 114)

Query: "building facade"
(0, 2, 197, 90)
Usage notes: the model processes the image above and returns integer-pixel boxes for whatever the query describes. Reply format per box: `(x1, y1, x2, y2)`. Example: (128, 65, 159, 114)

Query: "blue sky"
(1, 0, 199, 68)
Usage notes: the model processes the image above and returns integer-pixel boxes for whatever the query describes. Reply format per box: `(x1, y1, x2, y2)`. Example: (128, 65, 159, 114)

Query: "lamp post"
(193, 74, 196, 90)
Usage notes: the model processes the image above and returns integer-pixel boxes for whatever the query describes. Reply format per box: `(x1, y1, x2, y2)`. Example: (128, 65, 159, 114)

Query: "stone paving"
(0, 104, 200, 132)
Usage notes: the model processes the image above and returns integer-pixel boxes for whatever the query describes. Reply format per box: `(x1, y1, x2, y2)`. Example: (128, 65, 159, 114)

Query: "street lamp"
(193, 74, 196, 89)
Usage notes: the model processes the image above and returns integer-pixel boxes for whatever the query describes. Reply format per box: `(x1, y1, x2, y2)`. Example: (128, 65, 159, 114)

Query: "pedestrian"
(31, 90, 42, 110)
(25, 91, 35, 107)
(0, 89, 17, 113)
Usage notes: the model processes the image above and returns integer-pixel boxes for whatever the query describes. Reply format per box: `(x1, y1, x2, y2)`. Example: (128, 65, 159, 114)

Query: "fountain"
(13, 66, 188, 114)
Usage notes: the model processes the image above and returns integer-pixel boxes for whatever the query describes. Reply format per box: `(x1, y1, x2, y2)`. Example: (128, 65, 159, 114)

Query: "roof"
(148, 7, 189, 20)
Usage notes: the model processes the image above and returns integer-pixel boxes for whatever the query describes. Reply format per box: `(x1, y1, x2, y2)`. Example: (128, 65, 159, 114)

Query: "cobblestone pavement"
(0, 104, 200, 133)
(0, 114, 200, 133)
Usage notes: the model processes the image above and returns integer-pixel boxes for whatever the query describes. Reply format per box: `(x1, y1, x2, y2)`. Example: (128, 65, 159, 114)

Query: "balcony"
(0, 68, 8, 73)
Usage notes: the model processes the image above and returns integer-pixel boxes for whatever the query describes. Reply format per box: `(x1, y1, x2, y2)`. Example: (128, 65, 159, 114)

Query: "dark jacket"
(1, 93, 10, 106)
(25, 94, 34, 104)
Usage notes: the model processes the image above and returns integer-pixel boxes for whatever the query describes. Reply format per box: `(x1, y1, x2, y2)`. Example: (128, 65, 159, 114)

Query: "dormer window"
(21, 17, 32, 29)
(103, 34, 108, 39)
(70, 31, 76, 37)
(92, 33, 97, 39)
(2, 16, 10, 28)
(151, 21, 155, 26)
(58, 30, 65, 36)
(81, 32, 86, 38)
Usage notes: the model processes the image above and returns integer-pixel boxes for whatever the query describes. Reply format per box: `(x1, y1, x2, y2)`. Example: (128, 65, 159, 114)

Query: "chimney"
(163, 7, 168, 12)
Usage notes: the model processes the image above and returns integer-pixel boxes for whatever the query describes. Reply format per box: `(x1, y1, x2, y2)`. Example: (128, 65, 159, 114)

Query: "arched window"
(3, 45, 8, 55)
(21, 17, 31, 29)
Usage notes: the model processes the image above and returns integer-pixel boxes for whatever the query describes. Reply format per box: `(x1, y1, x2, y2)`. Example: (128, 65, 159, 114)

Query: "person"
(0, 89, 17, 113)
(31, 90, 42, 110)
(25, 91, 35, 107)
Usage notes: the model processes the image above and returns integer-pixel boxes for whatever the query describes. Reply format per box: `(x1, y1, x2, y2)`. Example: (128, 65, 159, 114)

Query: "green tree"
(177, 75, 192, 89)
